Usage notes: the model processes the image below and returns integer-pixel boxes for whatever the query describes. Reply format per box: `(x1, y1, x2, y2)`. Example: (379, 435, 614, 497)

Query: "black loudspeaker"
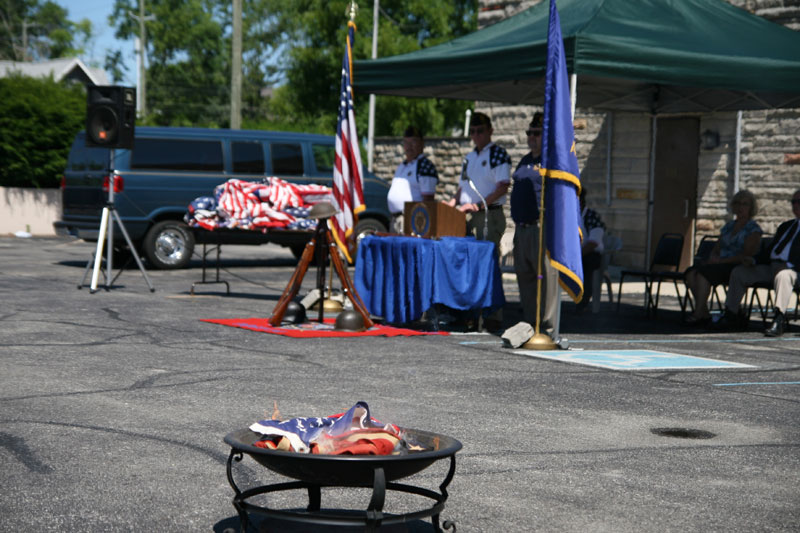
(86, 85, 136, 149)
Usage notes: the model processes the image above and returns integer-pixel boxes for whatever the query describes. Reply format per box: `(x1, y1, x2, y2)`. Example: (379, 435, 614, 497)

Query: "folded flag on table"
(186, 178, 332, 231)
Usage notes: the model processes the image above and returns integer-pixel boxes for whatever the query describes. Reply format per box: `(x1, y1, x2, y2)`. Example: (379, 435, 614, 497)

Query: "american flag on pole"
(331, 20, 365, 264)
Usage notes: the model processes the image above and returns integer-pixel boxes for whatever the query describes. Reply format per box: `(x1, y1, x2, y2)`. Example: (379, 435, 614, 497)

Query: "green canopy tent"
(354, 0, 800, 113)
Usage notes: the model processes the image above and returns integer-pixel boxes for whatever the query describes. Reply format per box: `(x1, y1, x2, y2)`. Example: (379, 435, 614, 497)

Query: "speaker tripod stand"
(268, 203, 372, 328)
(78, 170, 154, 294)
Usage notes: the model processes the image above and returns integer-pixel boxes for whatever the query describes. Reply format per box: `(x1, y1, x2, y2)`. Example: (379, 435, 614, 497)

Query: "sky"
(56, 0, 137, 86)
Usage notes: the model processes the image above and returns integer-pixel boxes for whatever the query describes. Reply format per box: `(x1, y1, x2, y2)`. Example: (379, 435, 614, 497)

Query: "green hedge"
(0, 75, 85, 188)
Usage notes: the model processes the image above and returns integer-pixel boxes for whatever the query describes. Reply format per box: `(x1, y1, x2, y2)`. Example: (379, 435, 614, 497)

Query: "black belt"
(470, 204, 503, 211)
(516, 221, 538, 227)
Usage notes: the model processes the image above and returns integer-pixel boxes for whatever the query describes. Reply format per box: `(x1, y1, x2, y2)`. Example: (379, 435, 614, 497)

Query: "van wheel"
(354, 218, 386, 247)
(290, 243, 307, 260)
(143, 220, 195, 270)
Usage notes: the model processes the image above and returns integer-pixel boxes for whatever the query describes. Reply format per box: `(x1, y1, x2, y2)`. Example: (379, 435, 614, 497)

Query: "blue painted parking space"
(518, 349, 756, 370)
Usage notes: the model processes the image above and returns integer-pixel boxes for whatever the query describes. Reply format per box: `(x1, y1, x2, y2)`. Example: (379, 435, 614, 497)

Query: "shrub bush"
(0, 75, 85, 188)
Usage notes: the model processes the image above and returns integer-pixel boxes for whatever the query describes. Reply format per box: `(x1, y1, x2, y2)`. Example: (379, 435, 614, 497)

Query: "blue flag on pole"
(541, 0, 584, 302)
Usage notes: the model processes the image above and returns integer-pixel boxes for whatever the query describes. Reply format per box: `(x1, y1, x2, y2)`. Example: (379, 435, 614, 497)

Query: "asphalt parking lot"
(1, 236, 798, 532)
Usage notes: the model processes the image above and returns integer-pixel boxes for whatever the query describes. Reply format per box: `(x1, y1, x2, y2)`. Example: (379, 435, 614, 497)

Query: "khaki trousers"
(513, 223, 558, 333)
(465, 209, 506, 251)
(726, 261, 798, 313)
(466, 208, 506, 322)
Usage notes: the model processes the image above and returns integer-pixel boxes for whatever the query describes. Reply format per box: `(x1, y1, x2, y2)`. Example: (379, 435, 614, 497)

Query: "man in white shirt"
(719, 188, 800, 336)
(386, 126, 438, 233)
(444, 112, 511, 332)
(445, 112, 511, 251)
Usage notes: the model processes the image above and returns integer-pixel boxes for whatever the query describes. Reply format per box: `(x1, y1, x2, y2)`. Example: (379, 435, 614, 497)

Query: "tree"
(0, 74, 85, 188)
(110, 0, 229, 126)
(105, 0, 476, 134)
(0, 0, 93, 61)
(253, 0, 478, 136)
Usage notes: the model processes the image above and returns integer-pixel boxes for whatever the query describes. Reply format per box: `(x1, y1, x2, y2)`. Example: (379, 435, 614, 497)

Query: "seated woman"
(684, 190, 762, 326)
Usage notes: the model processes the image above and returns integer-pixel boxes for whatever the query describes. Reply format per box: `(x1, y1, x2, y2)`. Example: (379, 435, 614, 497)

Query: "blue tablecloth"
(354, 235, 506, 324)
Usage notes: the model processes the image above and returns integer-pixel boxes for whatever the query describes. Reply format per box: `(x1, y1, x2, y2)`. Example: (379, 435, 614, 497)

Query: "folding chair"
(591, 234, 623, 314)
(683, 235, 725, 317)
(616, 232, 685, 316)
(744, 235, 775, 325)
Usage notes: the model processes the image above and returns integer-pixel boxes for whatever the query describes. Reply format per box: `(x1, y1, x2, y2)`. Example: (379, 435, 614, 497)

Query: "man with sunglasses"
(445, 112, 511, 249)
(718, 189, 800, 336)
(445, 112, 511, 331)
(510, 112, 559, 335)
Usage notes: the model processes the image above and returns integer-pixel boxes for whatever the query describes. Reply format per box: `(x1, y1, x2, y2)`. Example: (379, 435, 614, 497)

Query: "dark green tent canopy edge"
(354, 0, 800, 112)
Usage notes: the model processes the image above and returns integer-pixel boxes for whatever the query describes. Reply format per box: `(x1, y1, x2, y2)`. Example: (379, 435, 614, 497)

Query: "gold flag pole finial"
(347, 1, 358, 21)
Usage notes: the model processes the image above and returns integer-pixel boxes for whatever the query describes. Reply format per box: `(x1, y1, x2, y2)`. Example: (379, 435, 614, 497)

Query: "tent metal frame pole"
(553, 73, 578, 345)
(733, 110, 742, 193)
(646, 115, 657, 268)
(569, 74, 577, 118)
(366, 0, 379, 172)
(606, 112, 613, 206)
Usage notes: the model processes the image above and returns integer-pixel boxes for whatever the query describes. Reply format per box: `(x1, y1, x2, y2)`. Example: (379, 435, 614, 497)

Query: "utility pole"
(20, 20, 40, 61)
(366, 0, 379, 171)
(230, 0, 242, 129)
(21, 20, 29, 61)
(130, 1, 155, 118)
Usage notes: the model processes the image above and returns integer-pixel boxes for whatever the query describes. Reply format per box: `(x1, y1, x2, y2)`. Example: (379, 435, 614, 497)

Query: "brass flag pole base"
(312, 298, 344, 313)
(522, 333, 557, 350)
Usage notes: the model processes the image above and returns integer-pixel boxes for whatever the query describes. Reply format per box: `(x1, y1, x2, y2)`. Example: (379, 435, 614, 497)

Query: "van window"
(68, 138, 109, 171)
(312, 143, 335, 173)
(131, 138, 223, 171)
(271, 143, 304, 175)
(232, 141, 265, 174)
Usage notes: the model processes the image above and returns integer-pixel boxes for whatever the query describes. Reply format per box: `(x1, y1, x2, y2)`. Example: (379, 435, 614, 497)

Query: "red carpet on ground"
(201, 317, 447, 338)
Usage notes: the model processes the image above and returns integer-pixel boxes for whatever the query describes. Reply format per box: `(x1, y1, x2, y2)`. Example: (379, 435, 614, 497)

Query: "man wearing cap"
(510, 112, 559, 334)
(445, 112, 511, 250)
(386, 126, 439, 234)
(443, 112, 510, 331)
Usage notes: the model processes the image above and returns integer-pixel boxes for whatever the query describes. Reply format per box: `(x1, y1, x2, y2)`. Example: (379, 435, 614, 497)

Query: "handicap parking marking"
(517, 349, 756, 370)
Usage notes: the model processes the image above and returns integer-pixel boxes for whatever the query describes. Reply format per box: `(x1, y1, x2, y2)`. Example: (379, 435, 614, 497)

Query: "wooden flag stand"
(268, 205, 373, 328)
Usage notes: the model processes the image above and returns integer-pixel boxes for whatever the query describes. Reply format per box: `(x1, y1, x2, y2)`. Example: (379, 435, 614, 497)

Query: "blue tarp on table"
(354, 235, 505, 324)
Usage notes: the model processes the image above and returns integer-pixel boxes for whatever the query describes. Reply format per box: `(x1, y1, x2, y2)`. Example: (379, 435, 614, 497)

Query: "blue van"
(55, 127, 391, 269)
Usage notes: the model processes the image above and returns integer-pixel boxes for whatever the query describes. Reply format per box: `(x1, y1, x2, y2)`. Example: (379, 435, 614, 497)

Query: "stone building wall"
(371, 0, 800, 268)
(472, 0, 800, 266)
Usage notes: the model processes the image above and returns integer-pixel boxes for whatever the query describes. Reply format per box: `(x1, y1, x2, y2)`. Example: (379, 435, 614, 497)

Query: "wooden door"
(651, 118, 699, 271)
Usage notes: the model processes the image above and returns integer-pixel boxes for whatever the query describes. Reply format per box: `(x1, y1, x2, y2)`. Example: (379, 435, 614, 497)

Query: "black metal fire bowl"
(224, 427, 462, 487)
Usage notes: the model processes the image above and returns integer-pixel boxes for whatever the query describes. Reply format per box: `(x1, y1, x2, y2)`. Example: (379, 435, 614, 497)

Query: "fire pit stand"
(224, 428, 461, 532)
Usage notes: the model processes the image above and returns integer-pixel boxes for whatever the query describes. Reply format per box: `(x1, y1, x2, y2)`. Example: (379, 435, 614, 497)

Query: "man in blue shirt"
(510, 113, 559, 335)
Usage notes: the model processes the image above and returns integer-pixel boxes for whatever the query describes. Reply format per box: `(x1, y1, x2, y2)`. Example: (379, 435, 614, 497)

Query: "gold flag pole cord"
(523, 168, 557, 350)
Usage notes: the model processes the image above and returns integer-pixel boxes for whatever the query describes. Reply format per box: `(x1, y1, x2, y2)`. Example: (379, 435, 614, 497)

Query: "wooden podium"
(403, 201, 466, 239)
